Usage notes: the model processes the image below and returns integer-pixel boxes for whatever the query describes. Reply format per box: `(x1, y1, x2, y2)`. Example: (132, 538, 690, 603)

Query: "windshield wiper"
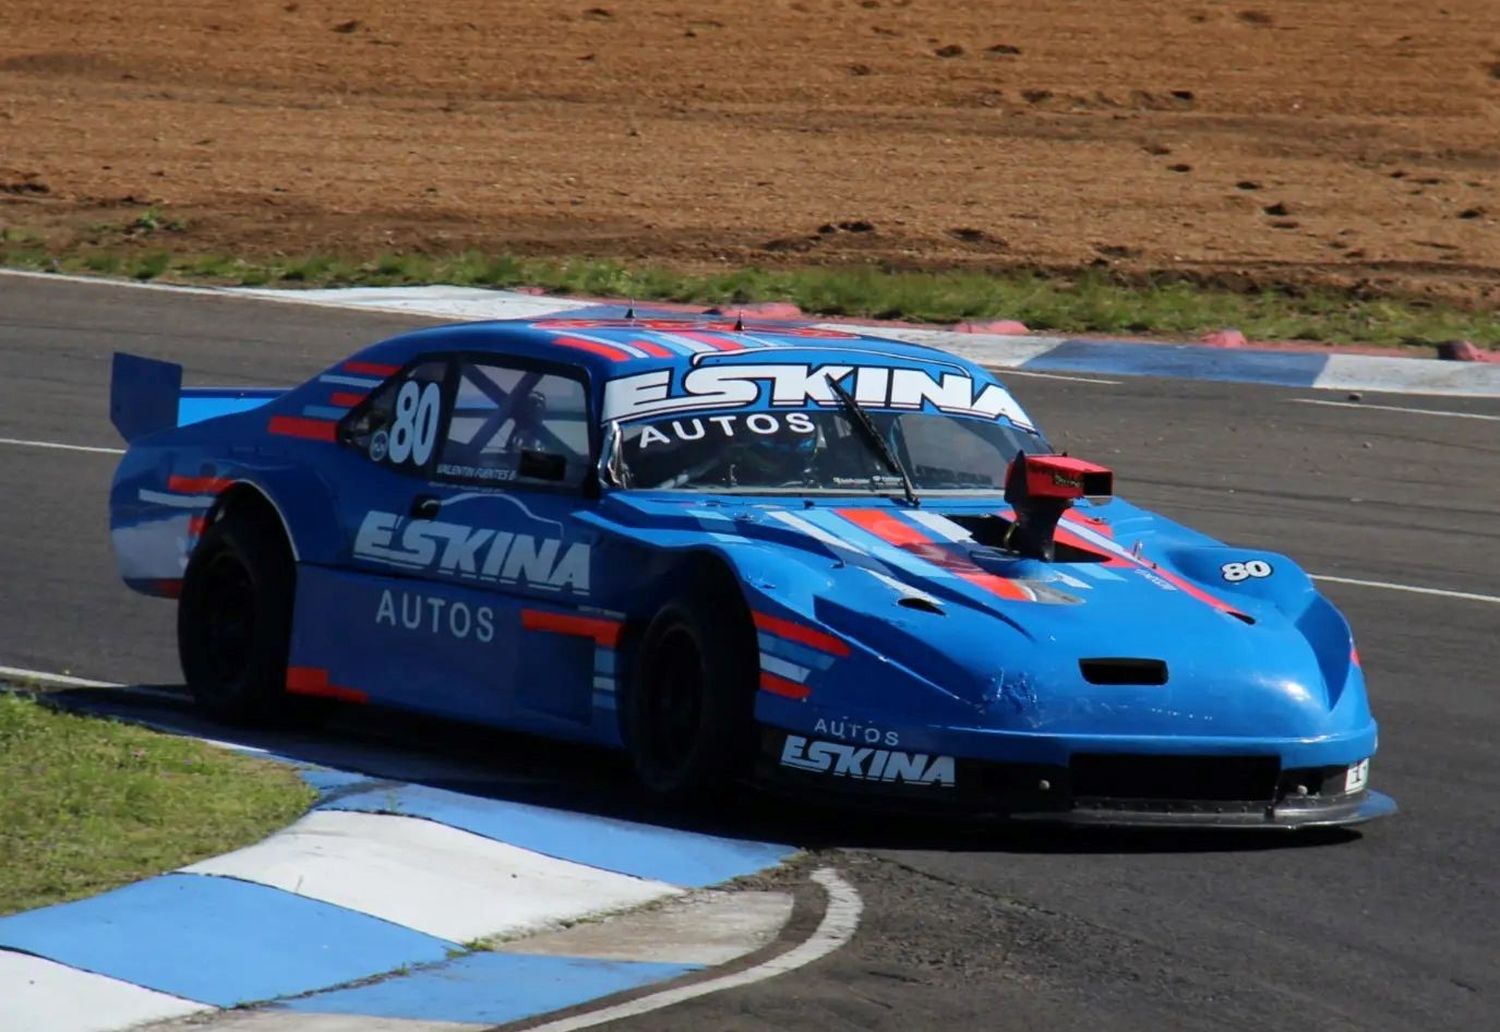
(827, 376, 920, 507)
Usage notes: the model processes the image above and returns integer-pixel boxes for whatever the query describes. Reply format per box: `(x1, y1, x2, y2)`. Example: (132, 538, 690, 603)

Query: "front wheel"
(625, 586, 757, 804)
(178, 510, 295, 724)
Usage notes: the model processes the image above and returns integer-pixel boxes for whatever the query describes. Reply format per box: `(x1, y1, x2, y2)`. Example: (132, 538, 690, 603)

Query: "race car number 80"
(389, 380, 441, 466)
(1221, 560, 1273, 582)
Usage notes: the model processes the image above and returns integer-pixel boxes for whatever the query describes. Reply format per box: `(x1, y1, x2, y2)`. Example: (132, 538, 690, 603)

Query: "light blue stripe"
(319, 373, 382, 388)
(177, 395, 274, 427)
(0, 873, 451, 1007)
(757, 631, 835, 671)
(1023, 339, 1329, 387)
(301, 404, 350, 420)
(318, 782, 790, 887)
(1078, 564, 1126, 582)
(299, 768, 377, 793)
(279, 952, 698, 1025)
(594, 649, 616, 675)
(592, 676, 615, 693)
(593, 692, 617, 711)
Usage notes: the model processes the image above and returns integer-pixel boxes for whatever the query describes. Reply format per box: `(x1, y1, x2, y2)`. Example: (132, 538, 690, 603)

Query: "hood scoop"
(1079, 658, 1169, 686)
(949, 452, 1115, 564)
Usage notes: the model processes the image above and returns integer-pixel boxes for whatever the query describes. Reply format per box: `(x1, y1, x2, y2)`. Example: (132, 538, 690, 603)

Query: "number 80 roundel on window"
(387, 380, 442, 466)
(340, 360, 448, 472)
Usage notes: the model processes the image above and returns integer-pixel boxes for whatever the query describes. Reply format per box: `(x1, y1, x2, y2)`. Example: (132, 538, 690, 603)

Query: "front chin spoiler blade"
(1010, 789, 1398, 830)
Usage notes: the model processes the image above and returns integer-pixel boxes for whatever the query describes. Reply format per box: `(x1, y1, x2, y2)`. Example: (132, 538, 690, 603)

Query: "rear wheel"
(626, 577, 757, 804)
(178, 508, 295, 724)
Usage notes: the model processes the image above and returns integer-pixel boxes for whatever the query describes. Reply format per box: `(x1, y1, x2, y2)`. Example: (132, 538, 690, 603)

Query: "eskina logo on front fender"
(779, 734, 956, 787)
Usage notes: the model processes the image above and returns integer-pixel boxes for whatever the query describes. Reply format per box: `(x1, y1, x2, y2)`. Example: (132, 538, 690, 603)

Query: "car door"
(287, 352, 609, 739)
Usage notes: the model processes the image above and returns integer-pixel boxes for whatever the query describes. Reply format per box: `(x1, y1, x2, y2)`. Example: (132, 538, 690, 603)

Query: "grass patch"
(0, 241, 1495, 348)
(0, 693, 316, 916)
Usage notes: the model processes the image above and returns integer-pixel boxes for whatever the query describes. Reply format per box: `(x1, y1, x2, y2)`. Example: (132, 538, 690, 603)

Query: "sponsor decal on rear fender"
(779, 734, 956, 787)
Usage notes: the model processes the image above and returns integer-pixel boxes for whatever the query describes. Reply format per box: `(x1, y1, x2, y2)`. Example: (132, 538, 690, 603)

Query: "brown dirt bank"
(2, 1, 1498, 305)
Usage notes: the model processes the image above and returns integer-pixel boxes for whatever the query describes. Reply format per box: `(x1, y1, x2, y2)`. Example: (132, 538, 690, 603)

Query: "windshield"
(615, 409, 1047, 494)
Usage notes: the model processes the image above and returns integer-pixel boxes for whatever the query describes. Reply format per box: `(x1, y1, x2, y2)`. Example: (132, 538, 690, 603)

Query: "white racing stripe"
(906, 509, 973, 542)
(517, 867, 862, 1032)
(1311, 575, 1500, 605)
(759, 653, 811, 683)
(1290, 399, 1500, 421)
(0, 436, 123, 455)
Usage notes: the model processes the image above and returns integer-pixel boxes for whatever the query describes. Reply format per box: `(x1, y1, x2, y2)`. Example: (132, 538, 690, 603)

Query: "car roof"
(349, 316, 994, 381)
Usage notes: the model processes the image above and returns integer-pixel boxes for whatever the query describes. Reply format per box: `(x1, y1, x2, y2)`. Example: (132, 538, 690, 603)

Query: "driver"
(506, 390, 549, 454)
(718, 429, 820, 487)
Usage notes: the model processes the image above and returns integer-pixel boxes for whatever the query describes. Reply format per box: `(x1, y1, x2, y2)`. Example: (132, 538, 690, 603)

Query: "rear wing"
(110, 352, 287, 443)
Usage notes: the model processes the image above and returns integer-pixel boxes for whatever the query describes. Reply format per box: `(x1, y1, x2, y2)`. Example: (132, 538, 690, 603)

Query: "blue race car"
(107, 315, 1394, 828)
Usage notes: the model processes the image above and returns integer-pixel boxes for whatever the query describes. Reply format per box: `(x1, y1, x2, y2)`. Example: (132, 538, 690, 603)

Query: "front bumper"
(757, 727, 1396, 830)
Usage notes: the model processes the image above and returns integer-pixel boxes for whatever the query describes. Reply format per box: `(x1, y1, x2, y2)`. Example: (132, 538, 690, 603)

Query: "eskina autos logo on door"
(353, 511, 590, 592)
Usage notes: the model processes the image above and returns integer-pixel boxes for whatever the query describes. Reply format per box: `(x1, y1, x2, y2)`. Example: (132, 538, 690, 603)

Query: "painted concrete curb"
(2, 270, 1494, 397)
(0, 723, 792, 1032)
(224, 283, 1500, 398)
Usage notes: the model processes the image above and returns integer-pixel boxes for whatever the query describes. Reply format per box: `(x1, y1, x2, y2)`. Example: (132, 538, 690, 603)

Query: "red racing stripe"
(522, 609, 623, 647)
(167, 474, 233, 495)
(286, 666, 368, 703)
(268, 416, 337, 442)
(760, 671, 811, 700)
(152, 578, 183, 598)
(752, 611, 850, 657)
(1144, 564, 1248, 617)
(629, 338, 674, 358)
(329, 391, 367, 407)
(188, 515, 208, 536)
(1053, 516, 1249, 618)
(837, 509, 1032, 602)
(552, 336, 634, 362)
(344, 361, 400, 377)
(1062, 508, 1116, 539)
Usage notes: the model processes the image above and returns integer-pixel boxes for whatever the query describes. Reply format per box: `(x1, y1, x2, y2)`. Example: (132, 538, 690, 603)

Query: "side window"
(435, 361, 590, 489)
(340, 360, 448, 474)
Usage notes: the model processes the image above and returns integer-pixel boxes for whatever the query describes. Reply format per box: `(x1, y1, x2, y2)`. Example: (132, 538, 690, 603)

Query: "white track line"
(519, 867, 862, 1032)
(996, 369, 1121, 385)
(1311, 575, 1500, 605)
(1290, 399, 1500, 421)
(0, 436, 124, 455)
(0, 665, 122, 688)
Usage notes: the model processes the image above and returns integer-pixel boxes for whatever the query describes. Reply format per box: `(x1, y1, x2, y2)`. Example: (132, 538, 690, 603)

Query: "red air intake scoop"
(1003, 453, 1114, 561)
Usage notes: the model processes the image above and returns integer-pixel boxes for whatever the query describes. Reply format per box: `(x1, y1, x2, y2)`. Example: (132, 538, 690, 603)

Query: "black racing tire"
(177, 508, 296, 724)
(625, 578, 758, 804)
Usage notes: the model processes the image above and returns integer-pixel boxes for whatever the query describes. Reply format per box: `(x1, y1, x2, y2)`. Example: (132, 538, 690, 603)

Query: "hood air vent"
(1079, 658, 1168, 685)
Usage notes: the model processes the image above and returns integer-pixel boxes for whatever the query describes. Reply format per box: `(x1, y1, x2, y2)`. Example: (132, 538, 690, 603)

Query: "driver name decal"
(604, 362, 1033, 429)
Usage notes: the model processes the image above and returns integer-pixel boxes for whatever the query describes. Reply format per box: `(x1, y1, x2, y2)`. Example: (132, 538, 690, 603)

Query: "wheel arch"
(615, 546, 758, 715)
(206, 481, 300, 562)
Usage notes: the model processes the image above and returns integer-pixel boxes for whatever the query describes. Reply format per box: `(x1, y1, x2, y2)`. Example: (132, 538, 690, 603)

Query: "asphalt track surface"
(2, 274, 1497, 1031)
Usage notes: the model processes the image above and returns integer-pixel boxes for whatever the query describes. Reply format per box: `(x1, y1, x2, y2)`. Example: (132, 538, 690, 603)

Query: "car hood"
(586, 492, 1362, 738)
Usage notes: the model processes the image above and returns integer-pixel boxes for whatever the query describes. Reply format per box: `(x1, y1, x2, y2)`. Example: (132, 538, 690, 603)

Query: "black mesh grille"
(1071, 753, 1280, 802)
